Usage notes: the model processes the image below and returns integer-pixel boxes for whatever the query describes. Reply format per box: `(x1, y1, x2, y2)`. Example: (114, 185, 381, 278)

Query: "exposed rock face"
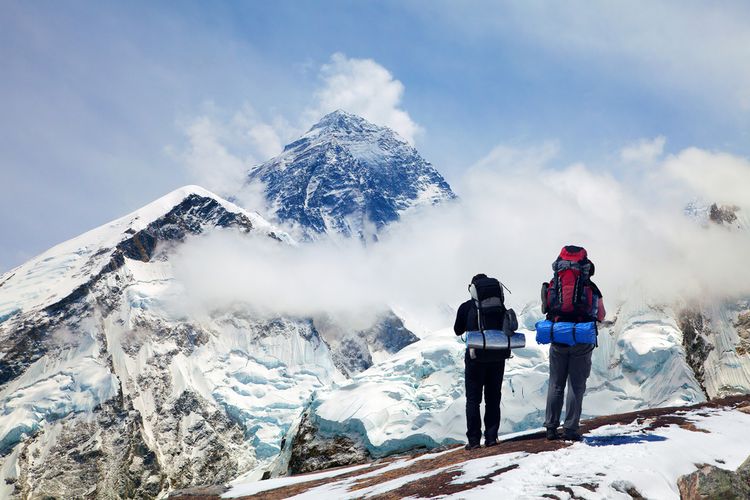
(677, 301, 750, 399)
(12, 395, 164, 498)
(246, 110, 456, 239)
(709, 203, 740, 226)
(679, 310, 714, 394)
(288, 412, 370, 475)
(678, 456, 750, 499)
(329, 312, 419, 376)
(735, 311, 750, 356)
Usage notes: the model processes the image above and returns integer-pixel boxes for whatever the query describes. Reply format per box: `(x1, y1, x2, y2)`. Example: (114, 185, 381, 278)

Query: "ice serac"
(246, 110, 456, 239)
(679, 203, 750, 398)
(293, 302, 707, 467)
(0, 186, 345, 498)
(680, 300, 750, 398)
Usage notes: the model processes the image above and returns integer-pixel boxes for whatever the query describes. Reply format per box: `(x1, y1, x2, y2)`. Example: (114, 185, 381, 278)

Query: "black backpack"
(468, 276, 506, 331)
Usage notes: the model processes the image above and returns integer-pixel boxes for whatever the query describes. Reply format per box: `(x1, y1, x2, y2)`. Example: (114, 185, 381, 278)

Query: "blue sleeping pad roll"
(535, 320, 597, 346)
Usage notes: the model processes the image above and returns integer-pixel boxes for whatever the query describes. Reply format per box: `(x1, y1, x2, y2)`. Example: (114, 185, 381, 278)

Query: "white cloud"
(176, 54, 423, 213)
(470, 141, 560, 172)
(174, 106, 282, 213)
(179, 115, 248, 199)
(170, 140, 750, 333)
(247, 123, 282, 159)
(662, 147, 750, 209)
(308, 53, 422, 144)
(620, 136, 666, 165)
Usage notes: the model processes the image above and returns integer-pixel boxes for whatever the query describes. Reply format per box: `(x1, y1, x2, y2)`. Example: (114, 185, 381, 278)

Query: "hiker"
(539, 245, 605, 441)
(454, 274, 512, 450)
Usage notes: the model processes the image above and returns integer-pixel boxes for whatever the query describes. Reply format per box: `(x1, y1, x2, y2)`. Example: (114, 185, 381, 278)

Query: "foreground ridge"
(171, 395, 750, 499)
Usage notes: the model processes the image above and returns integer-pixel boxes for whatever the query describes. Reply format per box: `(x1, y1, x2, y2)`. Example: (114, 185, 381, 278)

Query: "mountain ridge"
(246, 110, 456, 239)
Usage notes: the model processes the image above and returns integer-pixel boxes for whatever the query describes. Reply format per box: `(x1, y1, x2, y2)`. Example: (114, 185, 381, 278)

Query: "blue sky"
(2, 1, 750, 272)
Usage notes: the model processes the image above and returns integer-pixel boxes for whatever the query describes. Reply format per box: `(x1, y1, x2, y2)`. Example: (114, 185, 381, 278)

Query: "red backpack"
(541, 245, 599, 321)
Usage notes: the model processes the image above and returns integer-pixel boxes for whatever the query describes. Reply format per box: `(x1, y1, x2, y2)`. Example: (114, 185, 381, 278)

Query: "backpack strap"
(589, 280, 603, 298)
(573, 273, 582, 305)
(550, 322, 555, 343)
(554, 276, 563, 308)
(475, 301, 484, 332)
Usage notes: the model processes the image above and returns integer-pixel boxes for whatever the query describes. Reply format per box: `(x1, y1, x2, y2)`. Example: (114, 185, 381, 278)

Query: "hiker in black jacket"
(454, 274, 511, 450)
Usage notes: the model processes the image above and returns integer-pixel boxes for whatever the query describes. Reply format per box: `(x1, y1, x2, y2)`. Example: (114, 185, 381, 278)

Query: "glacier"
(0, 186, 354, 497)
(301, 301, 707, 461)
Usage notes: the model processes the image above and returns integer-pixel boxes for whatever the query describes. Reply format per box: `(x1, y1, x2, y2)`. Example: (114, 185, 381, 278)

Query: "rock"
(735, 311, 750, 356)
(709, 203, 739, 226)
(288, 412, 370, 474)
(737, 455, 750, 484)
(322, 312, 419, 377)
(678, 461, 750, 499)
(678, 310, 714, 394)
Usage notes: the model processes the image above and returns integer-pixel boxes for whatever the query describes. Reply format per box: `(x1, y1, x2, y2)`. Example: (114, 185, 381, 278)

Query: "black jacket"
(454, 300, 511, 362)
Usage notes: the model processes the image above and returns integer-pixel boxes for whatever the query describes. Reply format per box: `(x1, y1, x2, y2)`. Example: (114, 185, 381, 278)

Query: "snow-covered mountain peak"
(0, 182, 417, 498)
(0, 185, 288, 321)
(684, 200, 747, 230)
(247, 111, 456, 238)
(303, 109, 382, 139)
(296, 110, 407, 151)
(0, 185, 324, 498)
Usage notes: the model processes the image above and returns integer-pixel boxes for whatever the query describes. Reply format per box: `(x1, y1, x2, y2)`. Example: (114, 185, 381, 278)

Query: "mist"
(168, 142, 750, 332)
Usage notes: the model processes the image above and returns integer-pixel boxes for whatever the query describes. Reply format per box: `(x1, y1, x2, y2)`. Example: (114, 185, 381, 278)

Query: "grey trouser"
(544, 343, 594, 431)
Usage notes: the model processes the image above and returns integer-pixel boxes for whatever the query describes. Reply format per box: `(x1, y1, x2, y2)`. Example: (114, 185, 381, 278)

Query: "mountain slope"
(0, 186, 347, 498)
(246, 110, 456, 239)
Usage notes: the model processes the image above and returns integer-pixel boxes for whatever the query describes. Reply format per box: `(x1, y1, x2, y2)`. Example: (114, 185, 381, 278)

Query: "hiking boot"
(464, 442, 481, 451)
(546, 428, 560, 441)
(484, 439, 499, 448)
(562, 429, 583, 442)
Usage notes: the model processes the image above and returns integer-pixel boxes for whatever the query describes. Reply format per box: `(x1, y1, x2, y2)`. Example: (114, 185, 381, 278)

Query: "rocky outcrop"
(735, 310, 750, 356)
(11, 394, 164, 499)
(678, 455, 750, 499)
(0, 189, 318, 498)
(679, 310, 714, 394)
(709, 203, 740, 226)
(288, 412, 370, 475)
(329, 312, 419, 376)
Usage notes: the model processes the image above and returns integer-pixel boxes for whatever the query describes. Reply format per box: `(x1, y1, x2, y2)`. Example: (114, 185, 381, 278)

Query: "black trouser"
(465, 356, 505, 445)
(544, 343, 594, 432)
